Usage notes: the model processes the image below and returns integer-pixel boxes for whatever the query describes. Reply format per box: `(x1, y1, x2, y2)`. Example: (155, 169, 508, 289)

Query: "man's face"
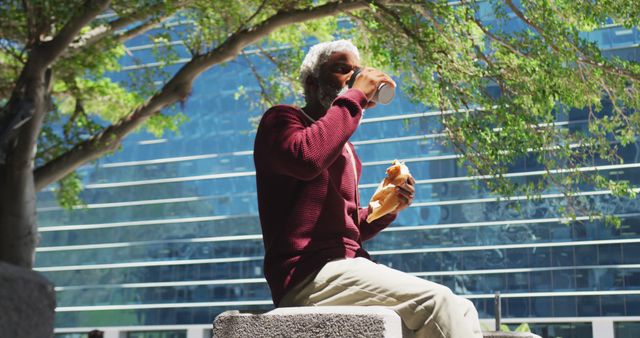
(315, 50, 360, 109)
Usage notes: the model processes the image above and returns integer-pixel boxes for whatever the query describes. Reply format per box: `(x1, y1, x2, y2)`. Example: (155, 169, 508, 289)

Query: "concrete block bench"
(483, 333, 542, 338)
(212, 306, 542, 338)
(0, 262, 55, 338)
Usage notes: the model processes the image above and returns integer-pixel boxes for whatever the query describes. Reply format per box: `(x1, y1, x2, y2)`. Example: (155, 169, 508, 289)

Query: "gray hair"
(299, 40, 360, 95)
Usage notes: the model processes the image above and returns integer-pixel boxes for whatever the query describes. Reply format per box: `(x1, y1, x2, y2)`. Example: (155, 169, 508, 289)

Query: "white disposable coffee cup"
(347, 68, 395, 105)
(374, 83, 394, 105)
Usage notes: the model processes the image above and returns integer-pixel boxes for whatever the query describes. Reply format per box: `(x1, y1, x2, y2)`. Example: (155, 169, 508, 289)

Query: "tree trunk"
(0, 0, 110, 269)
(0, 162, 38, 269)
(0, 70, 48, 269)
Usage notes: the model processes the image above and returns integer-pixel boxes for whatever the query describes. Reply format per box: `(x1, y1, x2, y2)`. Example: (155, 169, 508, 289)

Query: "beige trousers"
(280, 257, 483, 338)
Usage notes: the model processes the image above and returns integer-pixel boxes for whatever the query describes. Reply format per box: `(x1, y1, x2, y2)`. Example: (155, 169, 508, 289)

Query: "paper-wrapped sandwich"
(366, 160, 413, 223)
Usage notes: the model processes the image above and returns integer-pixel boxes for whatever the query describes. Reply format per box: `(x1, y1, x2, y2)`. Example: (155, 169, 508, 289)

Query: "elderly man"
(253, 40, 482, 338)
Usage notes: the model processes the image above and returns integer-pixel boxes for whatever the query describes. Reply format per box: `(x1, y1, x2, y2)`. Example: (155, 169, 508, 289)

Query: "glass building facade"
(39, 4, 640, 338)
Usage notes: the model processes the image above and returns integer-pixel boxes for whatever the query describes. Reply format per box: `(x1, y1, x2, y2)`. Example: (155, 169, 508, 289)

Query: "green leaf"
(55, 172, 85, 210)
(514, 323, 532, 333)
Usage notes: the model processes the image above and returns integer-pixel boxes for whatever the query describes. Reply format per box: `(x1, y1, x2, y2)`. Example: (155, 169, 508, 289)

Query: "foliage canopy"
(1, 0, 639, 237)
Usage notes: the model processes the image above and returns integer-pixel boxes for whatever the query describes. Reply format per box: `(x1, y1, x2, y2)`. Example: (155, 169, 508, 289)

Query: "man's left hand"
(393, 176, 415, 214)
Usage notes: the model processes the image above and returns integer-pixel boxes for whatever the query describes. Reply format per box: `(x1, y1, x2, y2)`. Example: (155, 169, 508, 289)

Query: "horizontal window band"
(36, 212, 640, 252)
(137, 138, 167, 145)
(464, 289, 640, 299)
(84, 170, 256, 189)
(383, 212, 640, 232)
(99, 150, 252, 168)
(96, 12, 117, 19)
(126, 40, 186, 52)
(602, 43, 640, 52)
(88, 133, 442, 172)
(34, 255, 263, 272)
(39, 185, 640, 232)
(410, 187, 640, 208)
(352, 133, 445, 145)
(69, 139, 627, 190)
(121, 57, 193, 71)
(361, 138, 612, 168)
(37, 234, 263, 252)
(38, 160, 640, 210)
(37, 191, 255, 212)
(55, 324, 214, 334)
(91, 117, 581, 170)
(55, 278, 268, 291)
(369, 237, 640, 256)
(55, 299, 274, 312)
(360, 107, 474, 124)
(122, 37, 304, 65)
(54, 289, 640, 312)
(358, 120, 573, 145)
(36, 212, 640, 253)
(412, 263, 640, 277)
(39, 214, 256, 232)
(361, 161, 640, 188)
(52, 263, 640, 291)
(36, 237, 640, 271)
(38, 196, 208, 212)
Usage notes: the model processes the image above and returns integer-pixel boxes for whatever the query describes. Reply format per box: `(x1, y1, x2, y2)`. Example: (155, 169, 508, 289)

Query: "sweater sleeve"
(358, 207, 397, 242)
(259, 89, 369, 180)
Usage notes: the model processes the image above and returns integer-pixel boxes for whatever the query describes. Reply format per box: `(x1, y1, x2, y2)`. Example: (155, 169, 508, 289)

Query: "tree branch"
(242, 51, 275, 106)
(63, 98, 86, 139)
(256, 45, 299, 86)
(489, 1, 640, 84)
(34, 0, 374, 190)
(577, 58, 640, 83)
(22, 0, 37, 48)
(114, 15, 171, 43)
(0, 39, 26, 64)
(35, 0, 111, 69)
(1, 0, 110, 162)
(504, 0, 561, 53)
(373, 1, 427, 47)
(68, 1, 189, 53)
(234, 0, 269, 35)
(109, 3, 172, 31)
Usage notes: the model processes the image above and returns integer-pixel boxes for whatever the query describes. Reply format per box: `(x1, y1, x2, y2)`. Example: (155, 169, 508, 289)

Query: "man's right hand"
(350, 67, 396, 108)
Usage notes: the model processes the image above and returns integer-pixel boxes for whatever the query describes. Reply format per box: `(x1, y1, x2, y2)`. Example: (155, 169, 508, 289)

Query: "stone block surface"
(0, 262, 56, 338)
(213, 306, 403, 338)
(213, 306, 544, 338)
(483, 332, 543, 338)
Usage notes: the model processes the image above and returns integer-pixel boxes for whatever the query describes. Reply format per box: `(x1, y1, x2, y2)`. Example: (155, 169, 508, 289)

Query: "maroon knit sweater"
(253, 88, 396, 305)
